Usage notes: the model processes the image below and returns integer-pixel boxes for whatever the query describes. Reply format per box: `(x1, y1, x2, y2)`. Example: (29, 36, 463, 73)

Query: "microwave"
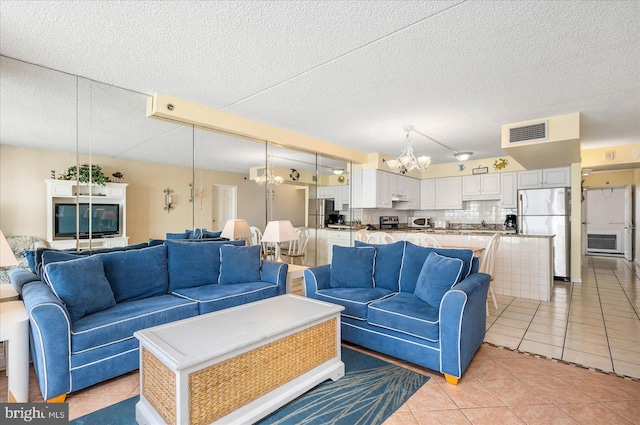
(408, 216, 431, 228)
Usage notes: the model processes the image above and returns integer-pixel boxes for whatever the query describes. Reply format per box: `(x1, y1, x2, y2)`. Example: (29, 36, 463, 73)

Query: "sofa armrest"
(303, 264, 331, 297)
(439, 272, 490, 378)
(261, 261, 288, 295)
(21, 281, 72, 400)
(8, 268, 39, 297)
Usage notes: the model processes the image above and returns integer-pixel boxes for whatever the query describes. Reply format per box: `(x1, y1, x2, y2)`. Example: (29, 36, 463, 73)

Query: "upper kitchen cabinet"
(500, 172, 518, 208)
(420, 179, 436, 210)
(461, 174, 501, 201)
(395, 176, 420, 210)
(435, 177, 463, 210)
(352, 169, 392, 208)
(518, 167, 570, 189)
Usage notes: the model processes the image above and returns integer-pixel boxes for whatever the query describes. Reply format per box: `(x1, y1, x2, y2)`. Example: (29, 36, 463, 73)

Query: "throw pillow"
(414, 252, 464, 309)
(354, 240, 404, 290)
(218, 244, 262, 284)
(330, 246, 376, 288)
(44, 255, 116, 322)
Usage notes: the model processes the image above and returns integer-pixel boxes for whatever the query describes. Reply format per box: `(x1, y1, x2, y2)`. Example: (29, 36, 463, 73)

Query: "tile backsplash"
(354, 200, 516, 226)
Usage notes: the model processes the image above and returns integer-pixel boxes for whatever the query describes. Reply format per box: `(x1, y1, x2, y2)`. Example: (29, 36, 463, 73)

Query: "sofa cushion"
(330, 246, 376, 288)
(99, 245, 169, 302)
(415, 252, 464, 308)
(354, 240, 404, 291)
(171, 281, 279, 315)
(44, 255, 116, 322)
(314, 287, 394, 320)
(70, 294, 199, 353)
(399, 243, 474, 293)
(219, 244, 262, 284)
(166, 239, 244, 290)
(368, 292, 440, 342)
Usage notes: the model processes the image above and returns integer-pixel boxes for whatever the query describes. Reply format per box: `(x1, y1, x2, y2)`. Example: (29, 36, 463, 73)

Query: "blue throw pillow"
(99, 245, 168, 302)
(218, 244, 262, 284)
(24, 250, 36, 272)
(399, 243, 474, 293)
(354, 240, 404, 291)
(44, 255, 116, 322)
(414, 252, 464, 309)
(165, 239, 244, 290)
(201, 230, 222, 239)
(330, 246, 376, 288)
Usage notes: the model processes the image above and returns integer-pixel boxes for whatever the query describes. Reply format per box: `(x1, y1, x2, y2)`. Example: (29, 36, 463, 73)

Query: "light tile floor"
(1, 256, 638, 424)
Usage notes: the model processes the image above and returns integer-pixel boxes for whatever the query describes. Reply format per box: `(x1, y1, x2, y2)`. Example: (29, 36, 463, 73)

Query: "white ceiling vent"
(501, 113, 581, 169)
(509, 121, 548, 144)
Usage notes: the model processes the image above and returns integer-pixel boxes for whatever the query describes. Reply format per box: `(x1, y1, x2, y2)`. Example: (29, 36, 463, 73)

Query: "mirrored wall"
(0, 55, 354, 266)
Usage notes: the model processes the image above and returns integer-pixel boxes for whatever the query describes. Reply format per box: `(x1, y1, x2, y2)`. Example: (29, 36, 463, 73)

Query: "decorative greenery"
(65, 164, 111, 186)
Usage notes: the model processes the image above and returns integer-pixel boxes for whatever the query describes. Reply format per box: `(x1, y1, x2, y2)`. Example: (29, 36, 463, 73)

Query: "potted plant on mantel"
(64, 164, 111, 186)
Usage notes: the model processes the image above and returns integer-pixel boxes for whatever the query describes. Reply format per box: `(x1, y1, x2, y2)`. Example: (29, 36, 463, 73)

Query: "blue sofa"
(9, 240, 288, 402)
(303, 241, 490, 384)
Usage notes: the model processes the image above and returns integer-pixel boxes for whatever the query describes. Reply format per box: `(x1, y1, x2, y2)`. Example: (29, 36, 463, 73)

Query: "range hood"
(501, 112, 581, 169)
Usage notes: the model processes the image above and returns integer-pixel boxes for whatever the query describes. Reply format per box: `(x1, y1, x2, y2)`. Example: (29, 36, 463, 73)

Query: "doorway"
(212, 184, 237, 231)
(584, 185, 633, 260)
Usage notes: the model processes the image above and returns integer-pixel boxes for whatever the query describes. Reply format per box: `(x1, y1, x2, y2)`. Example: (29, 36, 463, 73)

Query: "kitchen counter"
(328, 226, 551, 238)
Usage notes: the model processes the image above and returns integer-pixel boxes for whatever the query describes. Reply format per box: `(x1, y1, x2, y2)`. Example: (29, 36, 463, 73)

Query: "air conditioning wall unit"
(501, 112, 581, 169)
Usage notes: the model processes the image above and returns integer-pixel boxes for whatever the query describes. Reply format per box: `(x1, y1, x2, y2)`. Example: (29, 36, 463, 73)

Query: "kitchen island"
(313, 227, 554, 302)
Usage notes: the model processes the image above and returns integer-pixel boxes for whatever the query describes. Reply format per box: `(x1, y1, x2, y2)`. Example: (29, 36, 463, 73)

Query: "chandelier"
(254, 155, 284, 186)
(385, 130, 431, 174)
(254, 168, 284, 186)
(385, 125, 473, 174)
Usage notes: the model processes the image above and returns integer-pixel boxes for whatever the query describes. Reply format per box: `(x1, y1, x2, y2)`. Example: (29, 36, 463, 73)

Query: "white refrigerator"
(518, 188, 570, 280)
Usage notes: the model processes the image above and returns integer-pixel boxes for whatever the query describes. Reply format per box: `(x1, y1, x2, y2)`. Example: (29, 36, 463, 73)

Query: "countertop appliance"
(308, 199, 336, 228)
(518, 188, 570, 280)
(408, 216, 431, 228)
(434, 220, 449, 230)
(379, 216, 399, 230)
(504, 214, 517, 230)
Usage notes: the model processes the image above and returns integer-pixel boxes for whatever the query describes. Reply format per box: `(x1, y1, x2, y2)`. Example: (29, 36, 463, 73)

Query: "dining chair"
(405, 233, 441, 247)
(282, 228, 310, 265)
(479, 232, 501, 316)
(355, 230, 369, 242)
(365, 232, 395, 244)
(249, 226, 262, 246)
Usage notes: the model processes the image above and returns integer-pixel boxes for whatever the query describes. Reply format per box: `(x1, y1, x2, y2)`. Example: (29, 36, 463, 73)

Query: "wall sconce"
(164, 187, 173, 212)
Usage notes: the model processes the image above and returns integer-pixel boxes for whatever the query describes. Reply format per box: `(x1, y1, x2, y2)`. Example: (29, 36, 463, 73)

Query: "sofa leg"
(444, 374, 459, 385)
(47, 394, 67, 403)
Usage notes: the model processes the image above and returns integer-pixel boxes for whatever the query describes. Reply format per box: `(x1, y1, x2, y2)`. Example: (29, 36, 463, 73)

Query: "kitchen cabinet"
(500, 172, 518, 208)
(352, 170, 392, 208)
(394, 176, 420, 210)
(461, 174, 500, 200)
(436, 177, 462, 210)
(326, 230, 352, 263)
(317, 186, 334, 199)
(420, 179, 436, 210)
(518, 167, 570, 189)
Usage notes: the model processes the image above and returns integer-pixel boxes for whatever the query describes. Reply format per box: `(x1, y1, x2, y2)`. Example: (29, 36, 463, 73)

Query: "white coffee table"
(135, 294, 344, 425)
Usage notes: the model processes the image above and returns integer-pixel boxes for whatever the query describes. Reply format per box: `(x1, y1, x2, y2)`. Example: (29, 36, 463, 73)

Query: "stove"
(379, 216, 399, 230)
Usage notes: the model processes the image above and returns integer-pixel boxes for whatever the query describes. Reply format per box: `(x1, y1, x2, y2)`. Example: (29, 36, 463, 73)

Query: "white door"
(624, 184, 633, 261)
(212, 184, 237, 231)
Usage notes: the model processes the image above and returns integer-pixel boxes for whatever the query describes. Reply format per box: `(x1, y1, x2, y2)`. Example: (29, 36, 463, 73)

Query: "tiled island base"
(135, 295, 344, 425)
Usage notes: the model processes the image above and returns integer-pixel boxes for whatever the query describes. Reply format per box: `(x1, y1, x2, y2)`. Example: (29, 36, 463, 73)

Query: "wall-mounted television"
(54, 203, 120, 239)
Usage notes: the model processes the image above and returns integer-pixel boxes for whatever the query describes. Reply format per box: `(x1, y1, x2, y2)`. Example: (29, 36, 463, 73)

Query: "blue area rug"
(71, 346, 428, 425)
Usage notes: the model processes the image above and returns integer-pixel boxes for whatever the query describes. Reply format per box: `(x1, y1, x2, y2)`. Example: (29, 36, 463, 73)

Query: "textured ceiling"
(0, 1, 638, 169)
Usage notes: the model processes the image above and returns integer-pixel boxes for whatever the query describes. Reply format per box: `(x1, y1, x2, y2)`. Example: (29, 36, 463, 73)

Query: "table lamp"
(220, 219, 252, 242)
(0, 230, 18, 267)
(261, 220, 298, 262)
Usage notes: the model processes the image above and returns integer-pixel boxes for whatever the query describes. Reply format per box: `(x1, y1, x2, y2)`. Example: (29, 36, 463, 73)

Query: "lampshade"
(220, 219, 252, 240)
(261, 220, 298, 243)
(0, 230, 18, 267)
